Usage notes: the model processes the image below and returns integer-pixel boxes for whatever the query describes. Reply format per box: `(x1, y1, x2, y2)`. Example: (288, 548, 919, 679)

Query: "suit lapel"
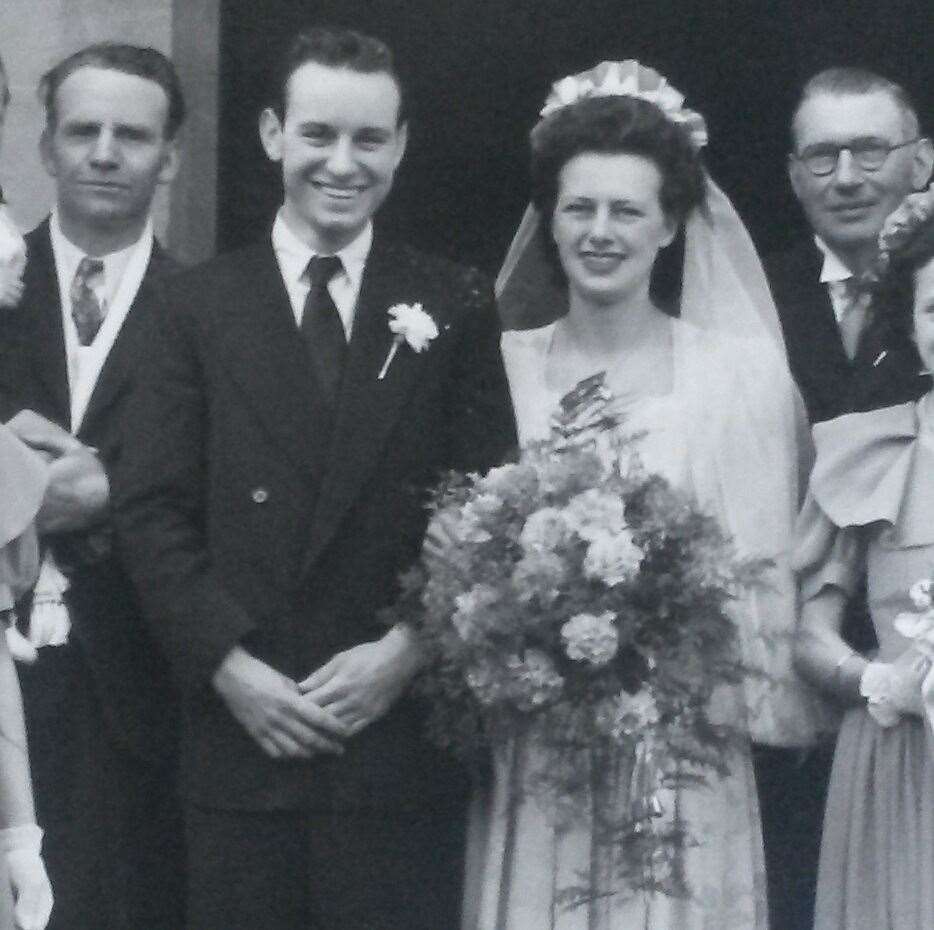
(23, 223, 70, 425)
(303, 238, 426, 571)
(78, 244, 175, 440)
(215, 244, 334, 481)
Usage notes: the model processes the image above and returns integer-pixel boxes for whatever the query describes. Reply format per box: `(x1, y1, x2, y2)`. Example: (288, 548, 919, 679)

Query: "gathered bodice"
(503, 316, 828, 746)
(501, 320, 691, 488)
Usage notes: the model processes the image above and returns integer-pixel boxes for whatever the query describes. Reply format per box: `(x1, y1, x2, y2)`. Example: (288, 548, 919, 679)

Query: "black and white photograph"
(0, 2, 932, 928)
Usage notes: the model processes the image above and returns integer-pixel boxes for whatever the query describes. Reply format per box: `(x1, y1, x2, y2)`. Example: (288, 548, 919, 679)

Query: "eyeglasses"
(794, 138, 920, 177)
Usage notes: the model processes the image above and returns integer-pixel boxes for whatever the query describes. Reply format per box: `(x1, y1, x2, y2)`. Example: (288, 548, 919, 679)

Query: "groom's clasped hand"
(297, 624, 423, 737)
(212, 646, 349, 759)
(213, 625, 423, 758)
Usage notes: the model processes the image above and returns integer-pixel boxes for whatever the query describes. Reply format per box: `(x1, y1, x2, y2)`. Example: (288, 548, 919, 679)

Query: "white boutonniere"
(377, 302, 439, 380)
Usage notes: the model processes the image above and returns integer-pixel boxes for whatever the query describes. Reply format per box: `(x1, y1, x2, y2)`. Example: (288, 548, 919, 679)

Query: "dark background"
(217, 0, 934, 272)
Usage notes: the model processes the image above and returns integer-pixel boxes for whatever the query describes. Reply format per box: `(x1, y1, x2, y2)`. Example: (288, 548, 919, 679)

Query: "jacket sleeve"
(112, 281, 256, 695)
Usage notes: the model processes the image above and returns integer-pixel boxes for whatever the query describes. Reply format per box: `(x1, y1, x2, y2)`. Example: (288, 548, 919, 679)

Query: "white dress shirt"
(814, 236, 871, 360)
(271, 211, 372, 340)
(49, 211, 155, 431)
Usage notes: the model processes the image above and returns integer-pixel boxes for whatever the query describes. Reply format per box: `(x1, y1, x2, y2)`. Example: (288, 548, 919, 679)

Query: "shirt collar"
(813, 236, 853, 285)
(49, 208, 154, 296)
(271, 211, 373, 289)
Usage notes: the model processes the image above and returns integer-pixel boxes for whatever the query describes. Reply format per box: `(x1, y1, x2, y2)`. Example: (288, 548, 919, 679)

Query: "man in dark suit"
(0, 44, 187, 930)
(760, 68, 934, 930)
(113, 27, 516, 930)
(773, 67, 934, 424)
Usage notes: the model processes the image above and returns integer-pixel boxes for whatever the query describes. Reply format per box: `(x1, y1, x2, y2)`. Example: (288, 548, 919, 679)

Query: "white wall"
(0, 0, 175, 240)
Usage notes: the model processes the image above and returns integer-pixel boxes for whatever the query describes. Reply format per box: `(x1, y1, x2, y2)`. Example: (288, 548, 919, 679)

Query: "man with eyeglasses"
(773, 66, 933, 425)
(761, 68, 933, 930)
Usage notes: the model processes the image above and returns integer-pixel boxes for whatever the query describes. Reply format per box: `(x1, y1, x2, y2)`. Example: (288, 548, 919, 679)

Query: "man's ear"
(259, 108, 284, 162)
(157, 141, 180, 185)
(393, 121, 408, 169)
(39, 127, 58, 179)
(911, 137, 934, 190)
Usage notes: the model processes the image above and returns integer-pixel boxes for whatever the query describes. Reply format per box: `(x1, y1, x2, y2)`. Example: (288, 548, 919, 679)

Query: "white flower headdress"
(537, 60, 708, 152)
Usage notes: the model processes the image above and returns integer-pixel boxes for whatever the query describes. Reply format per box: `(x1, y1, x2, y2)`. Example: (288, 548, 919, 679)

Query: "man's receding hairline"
(47, 65, 173, 128)
(791, 88, 920, 148)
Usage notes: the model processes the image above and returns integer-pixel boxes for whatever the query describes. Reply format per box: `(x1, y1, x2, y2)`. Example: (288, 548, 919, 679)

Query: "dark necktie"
(301, 255, 346, 401)
(71, 256, 106, 346)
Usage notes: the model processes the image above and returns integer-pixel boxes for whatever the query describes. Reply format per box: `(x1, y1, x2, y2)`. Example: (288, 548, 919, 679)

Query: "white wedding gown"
(463, 318, 826, 930)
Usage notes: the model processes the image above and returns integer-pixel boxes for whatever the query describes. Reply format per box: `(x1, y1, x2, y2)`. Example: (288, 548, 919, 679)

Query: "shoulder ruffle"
(0, 426, 47, 548)
(808, 402, 934, 545)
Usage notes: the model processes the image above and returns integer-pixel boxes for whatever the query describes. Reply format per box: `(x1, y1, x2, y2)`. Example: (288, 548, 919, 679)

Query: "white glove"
(1, 824, 52, 930)
(860, 653, 928, 726)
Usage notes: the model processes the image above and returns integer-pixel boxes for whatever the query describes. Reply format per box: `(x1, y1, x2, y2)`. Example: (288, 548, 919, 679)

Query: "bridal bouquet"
(384, 375, 759, 900)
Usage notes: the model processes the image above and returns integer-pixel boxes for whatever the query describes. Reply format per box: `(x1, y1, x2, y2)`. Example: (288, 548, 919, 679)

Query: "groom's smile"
(260, 61, 408, 253)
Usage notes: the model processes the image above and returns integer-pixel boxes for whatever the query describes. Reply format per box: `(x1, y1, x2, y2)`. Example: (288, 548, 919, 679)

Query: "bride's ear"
(660, 215, 679, 249)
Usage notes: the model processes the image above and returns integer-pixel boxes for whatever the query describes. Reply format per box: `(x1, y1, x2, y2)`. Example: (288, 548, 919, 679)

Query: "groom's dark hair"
(270, 27, 407, 126)
(791, 67, 921, 147)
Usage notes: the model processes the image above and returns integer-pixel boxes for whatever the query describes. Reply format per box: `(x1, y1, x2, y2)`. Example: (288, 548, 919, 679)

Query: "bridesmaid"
(794, 187, 934, 930)
(0, 425, 54, 930)
(0, 53, 54, 930)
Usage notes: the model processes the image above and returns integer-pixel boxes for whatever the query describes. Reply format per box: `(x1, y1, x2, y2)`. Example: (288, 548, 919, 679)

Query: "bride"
(464, 62, 826, 930)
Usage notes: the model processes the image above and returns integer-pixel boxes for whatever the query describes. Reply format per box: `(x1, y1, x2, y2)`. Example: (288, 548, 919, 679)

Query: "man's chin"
(819, 218, 883, 253)
(311, 215, 369, 251)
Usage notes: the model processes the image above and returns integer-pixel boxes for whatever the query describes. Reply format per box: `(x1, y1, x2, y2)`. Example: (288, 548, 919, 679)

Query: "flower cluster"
(894, 576, 934, 661)
(874, 185, 934, 277)
(538, 60, 709, 152)
(384, 373, 755, 903)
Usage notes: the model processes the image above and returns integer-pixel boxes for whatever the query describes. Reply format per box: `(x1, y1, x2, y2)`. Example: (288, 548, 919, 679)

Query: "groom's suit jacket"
(114, 230, 517, 812)
(0, 219, 180, 767)
(767, 240, 928, 425)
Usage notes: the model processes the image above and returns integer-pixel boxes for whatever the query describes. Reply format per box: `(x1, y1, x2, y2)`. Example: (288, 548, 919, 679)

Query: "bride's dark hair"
(530, 95, 705, 228)
(528, 95, 705, 303)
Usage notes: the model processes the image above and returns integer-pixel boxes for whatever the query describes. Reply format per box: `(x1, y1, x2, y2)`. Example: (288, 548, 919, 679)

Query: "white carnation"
(909, 579, 933, 611)
(564, 489, 627, 542)
(519, 508, 570, 553)
(561, 611, 619, 666)
(583, 531, 643, 586)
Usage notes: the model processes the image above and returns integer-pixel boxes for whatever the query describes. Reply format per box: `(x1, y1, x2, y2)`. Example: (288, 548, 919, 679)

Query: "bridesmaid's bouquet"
(384, 375, 761, 899)
(893, 578, 934, 731)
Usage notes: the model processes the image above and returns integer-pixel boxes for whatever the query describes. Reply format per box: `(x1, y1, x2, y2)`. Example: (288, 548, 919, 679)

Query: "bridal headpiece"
(537, 60, 708, 152)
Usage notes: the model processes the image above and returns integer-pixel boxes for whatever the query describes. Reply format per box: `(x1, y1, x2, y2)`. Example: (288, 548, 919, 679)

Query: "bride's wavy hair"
(529, 95, 706, 305)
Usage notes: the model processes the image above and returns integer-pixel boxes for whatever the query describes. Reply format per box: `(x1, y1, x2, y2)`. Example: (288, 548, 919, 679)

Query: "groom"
(114, 27, 516, 930)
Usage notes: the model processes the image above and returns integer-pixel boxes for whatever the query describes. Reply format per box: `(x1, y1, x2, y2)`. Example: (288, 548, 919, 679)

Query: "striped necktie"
(71, 256, 106, 346)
